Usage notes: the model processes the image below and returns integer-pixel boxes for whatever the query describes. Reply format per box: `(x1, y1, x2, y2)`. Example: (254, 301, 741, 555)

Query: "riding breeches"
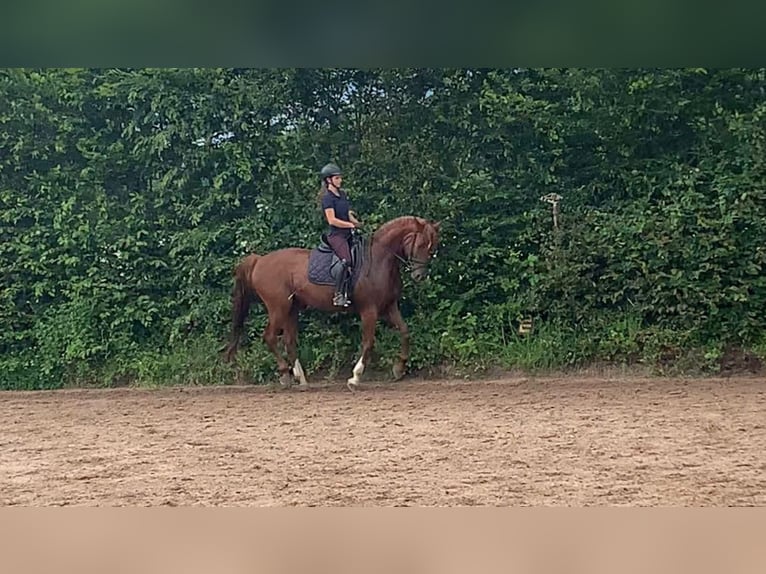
(326, 233, 352, 263)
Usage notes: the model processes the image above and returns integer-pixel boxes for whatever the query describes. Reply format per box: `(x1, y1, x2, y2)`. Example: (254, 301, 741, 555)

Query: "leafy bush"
(1, 68, 765, 388)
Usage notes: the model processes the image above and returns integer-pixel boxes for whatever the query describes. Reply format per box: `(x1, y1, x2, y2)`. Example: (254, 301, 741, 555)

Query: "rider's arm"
(324, 208, 356, 229)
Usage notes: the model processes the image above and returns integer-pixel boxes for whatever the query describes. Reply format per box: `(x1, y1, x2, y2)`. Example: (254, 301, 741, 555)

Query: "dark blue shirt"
(321, 188, 351, 236)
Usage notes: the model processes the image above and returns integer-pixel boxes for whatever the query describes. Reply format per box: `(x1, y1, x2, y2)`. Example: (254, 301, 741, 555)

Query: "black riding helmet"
(320, 163, 342, 179)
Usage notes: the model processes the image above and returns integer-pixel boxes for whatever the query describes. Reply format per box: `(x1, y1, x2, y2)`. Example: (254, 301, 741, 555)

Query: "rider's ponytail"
(316, 181, 329, 211)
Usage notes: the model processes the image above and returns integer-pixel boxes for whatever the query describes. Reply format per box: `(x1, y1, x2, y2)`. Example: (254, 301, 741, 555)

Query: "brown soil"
(1, 375, 764, 506)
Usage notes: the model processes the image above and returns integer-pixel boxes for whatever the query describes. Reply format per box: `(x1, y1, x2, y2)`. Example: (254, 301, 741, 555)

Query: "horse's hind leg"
(283, 306, 309, 390)
(262, 307, 292, 388)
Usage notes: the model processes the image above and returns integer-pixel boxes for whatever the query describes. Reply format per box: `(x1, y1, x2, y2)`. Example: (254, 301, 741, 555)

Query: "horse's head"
(405, 218, 441, 282)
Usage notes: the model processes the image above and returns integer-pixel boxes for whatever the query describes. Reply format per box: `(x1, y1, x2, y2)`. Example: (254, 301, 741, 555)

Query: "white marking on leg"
(346, 356, 365, 390)
(353, 356, 365, 378)
(293, 359, 308, 388)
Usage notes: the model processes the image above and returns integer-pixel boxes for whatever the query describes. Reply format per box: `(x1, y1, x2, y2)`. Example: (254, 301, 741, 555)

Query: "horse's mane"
(374, 216, 426, 238)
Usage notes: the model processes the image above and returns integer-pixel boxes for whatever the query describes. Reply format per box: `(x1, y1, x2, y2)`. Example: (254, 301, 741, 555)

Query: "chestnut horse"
(224, 216, 440, 391)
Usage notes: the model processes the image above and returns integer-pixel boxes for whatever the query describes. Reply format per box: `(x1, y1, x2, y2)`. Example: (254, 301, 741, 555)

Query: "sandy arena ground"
(1, 375, 764, 506)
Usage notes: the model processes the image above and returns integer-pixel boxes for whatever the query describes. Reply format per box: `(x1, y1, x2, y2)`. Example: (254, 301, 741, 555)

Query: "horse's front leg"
(384, 303, 409, 381)
(347, 307, 378, 391)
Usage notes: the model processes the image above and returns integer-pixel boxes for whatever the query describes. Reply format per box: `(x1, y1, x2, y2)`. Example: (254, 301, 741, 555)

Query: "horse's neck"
(371, 222, 414, 260)
(363, 223, 414, 281)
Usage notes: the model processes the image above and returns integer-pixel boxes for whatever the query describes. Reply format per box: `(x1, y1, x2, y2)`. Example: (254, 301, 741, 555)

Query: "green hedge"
(2, 68, 765, 389)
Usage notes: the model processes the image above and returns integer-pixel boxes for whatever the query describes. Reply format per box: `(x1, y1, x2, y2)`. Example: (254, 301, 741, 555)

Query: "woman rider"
(318, 163, 361, 307)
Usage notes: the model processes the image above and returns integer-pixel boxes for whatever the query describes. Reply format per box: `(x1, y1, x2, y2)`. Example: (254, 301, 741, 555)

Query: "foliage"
(1, 68, 765, 389)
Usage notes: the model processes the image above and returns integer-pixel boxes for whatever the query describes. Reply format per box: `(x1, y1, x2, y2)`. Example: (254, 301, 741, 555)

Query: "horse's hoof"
(346, 379, 359, 392)
(392, 363, 406, 381)
(295, 383, 310, 392)
(279, 373, 292, 388)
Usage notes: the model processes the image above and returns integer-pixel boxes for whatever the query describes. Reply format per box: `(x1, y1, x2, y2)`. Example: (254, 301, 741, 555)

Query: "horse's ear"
(432, 220, 442, 232)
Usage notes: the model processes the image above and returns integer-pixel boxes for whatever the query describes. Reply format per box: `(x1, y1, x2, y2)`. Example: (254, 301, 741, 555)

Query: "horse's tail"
(223, 253, 261, 362)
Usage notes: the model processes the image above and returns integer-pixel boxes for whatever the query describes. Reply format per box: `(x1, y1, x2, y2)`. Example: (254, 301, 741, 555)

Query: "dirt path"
(1, 376, 764, 506)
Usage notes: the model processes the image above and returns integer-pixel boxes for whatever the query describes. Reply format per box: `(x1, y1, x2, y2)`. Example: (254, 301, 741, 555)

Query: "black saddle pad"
(307, 234, 366, 287)
(308, 249, 341, 286)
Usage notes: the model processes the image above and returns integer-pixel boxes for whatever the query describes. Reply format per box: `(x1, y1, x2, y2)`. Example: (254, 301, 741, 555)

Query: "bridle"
(365, 228, 434, 272)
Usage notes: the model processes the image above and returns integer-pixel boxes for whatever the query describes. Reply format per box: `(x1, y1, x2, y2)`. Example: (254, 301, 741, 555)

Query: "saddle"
(308, 232, 365, 287)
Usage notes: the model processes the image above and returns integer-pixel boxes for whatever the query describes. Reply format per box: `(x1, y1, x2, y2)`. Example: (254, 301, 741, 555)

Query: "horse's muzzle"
(411, 267, 429, 282)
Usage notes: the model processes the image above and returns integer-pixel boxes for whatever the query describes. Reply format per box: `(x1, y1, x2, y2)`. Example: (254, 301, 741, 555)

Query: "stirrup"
(333, 292, 351, 307)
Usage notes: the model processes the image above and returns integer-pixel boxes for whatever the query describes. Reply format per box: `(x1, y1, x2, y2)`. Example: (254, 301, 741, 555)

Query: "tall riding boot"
(333, 260, 351, 307)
